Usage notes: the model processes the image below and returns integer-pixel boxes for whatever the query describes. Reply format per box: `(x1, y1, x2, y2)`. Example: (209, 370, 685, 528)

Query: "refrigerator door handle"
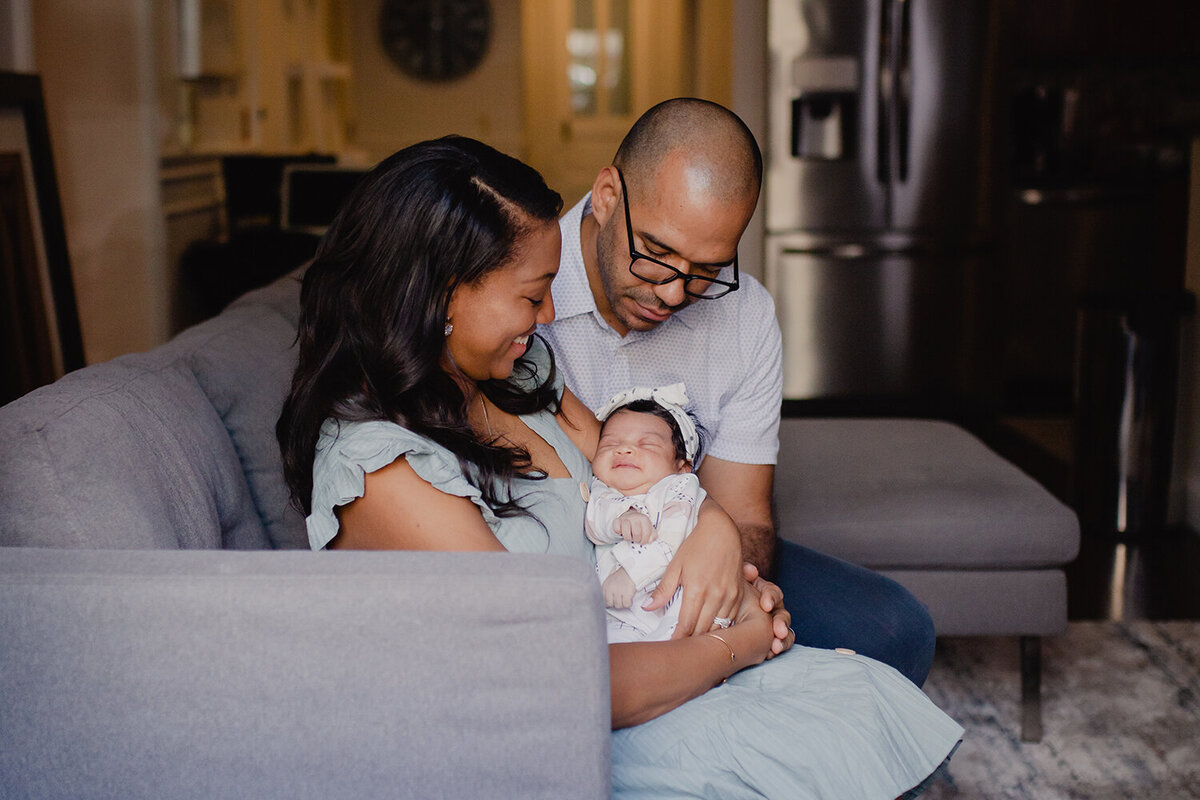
(878, 0, 910, 185)
(876, 0, 892, 184)
(897, 0, 912, 182)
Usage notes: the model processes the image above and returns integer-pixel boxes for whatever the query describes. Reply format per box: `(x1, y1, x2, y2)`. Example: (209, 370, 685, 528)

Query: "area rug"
(919, 621, 1200, 799)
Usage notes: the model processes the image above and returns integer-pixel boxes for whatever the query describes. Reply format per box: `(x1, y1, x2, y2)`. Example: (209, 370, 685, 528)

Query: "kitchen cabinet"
(159, 0, 356, 158)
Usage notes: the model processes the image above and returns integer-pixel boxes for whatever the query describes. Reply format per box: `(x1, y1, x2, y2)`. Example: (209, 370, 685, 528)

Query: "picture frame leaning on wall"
(0, 71, 83, 405)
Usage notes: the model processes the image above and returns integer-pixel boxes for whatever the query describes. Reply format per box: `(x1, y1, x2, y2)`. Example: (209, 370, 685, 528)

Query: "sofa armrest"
(0, 548, 611, 799)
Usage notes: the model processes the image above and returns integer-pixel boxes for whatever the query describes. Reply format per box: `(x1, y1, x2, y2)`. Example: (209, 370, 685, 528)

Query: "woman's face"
(444, 219, 561, 383)
(592, 409, 689, 495)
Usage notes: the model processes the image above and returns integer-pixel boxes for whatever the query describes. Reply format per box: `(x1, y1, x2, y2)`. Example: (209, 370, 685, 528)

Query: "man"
(540, 98, 936, 685)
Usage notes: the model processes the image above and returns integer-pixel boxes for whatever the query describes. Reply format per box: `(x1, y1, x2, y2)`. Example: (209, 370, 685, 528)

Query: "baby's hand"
(603, 567, 637, 609)
(614, 509, 656, 544)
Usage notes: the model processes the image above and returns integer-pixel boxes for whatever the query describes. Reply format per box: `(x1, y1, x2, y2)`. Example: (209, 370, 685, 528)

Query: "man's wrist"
(740, 526, 777, 577)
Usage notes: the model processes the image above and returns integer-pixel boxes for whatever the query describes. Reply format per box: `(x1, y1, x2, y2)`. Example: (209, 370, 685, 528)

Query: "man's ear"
(589, 166, 622, 227)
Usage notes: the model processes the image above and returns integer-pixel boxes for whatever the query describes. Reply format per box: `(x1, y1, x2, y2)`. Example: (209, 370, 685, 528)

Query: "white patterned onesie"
(585, 472, 705, 643)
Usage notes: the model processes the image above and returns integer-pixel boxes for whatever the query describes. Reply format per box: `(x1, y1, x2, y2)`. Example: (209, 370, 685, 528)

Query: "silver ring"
(788, 627, 796, 638)
(713, 616, 732, 629)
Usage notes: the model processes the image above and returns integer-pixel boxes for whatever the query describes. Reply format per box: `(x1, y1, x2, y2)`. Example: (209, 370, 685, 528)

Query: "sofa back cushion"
(178, 273, 308, 549)
(0, 352, 266, 550)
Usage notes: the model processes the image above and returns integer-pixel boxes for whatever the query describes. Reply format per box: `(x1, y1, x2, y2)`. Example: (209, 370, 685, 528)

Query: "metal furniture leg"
(1020, 635, 1043, 742)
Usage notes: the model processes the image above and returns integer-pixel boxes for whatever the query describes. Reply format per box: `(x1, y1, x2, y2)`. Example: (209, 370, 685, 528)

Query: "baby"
(586, 383, 705, 643)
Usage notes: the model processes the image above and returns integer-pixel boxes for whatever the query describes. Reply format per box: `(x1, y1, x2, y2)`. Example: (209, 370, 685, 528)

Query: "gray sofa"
(0, 274, 611, 799)
(0, 269, 1079, 797)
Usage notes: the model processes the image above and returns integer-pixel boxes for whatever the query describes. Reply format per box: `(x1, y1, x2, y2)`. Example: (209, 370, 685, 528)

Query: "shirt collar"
(552, 194, 599, 322)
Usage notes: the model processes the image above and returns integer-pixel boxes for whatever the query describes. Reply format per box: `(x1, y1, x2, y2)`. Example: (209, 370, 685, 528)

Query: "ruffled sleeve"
(307, 418, 499, 550)
(506, 335, 564, 401)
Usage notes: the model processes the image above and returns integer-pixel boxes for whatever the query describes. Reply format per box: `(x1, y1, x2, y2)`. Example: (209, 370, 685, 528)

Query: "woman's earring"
(444, 322, 453, 337)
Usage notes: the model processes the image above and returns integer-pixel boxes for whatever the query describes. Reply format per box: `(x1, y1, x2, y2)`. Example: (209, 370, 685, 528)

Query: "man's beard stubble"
(594, 215, 687, 332)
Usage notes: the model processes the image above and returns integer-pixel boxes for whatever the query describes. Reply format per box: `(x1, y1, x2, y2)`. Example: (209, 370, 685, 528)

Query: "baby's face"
(593, 409, 688, 495)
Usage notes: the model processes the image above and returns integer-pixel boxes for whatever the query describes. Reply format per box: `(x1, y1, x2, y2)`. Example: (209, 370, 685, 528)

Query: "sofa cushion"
(875, 567, 1069, 636)
(774, 418, 1080, 570)
(179, 272, 307, 549)
(0, 354, 265, 550)
(0, 548, 611, 799)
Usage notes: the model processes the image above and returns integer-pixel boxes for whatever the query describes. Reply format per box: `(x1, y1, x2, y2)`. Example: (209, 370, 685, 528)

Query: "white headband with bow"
(594, 382, 699, 462)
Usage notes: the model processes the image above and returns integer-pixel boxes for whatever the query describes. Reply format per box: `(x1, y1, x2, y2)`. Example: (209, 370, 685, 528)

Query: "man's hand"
(644, 499, 743, 637)
(744, 562, 794, 657)
(603, 567, 636, 609)
(614, 509, 656, 544)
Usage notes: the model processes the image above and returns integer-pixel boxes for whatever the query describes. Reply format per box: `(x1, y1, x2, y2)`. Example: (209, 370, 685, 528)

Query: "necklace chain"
(478, 393, 492, 436)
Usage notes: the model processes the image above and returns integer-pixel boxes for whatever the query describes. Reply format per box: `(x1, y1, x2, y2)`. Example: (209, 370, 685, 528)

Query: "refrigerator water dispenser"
(791, 92, 856, 160)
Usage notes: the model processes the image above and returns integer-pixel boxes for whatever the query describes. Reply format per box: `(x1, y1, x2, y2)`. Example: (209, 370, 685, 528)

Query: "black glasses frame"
(616, 169, 739, 300)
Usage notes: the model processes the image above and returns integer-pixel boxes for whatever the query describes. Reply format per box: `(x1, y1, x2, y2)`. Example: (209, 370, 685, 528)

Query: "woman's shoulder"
(309, 418, 498, 550)
(316, 418, 447, 464)
(314, 418, 475, 490)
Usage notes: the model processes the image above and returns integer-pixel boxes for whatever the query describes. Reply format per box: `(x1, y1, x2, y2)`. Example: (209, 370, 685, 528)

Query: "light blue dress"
(307, 340, 963, 799)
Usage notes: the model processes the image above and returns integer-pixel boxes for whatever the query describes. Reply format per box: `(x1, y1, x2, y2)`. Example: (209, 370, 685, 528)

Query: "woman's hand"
(722, 579, 775, 669)
(643, 499, 743, 638)
(743, 563, 795, 658)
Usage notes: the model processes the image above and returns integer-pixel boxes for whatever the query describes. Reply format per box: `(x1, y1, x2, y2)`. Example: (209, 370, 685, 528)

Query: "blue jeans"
(774, 539, 936, 687)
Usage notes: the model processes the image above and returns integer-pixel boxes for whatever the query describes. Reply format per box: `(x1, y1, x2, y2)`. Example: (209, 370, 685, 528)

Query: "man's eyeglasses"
(617, 169, 739, 300)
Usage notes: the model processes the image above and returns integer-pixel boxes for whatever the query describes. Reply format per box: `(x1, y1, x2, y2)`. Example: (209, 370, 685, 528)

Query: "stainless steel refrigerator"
(765, 0, 1005, 410)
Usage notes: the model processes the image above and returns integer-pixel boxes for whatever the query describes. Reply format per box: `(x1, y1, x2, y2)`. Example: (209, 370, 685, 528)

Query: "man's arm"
(696, 457, 776, 575)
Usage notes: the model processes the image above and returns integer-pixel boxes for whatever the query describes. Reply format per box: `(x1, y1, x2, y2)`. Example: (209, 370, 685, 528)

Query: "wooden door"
(521, 0, 692, 203)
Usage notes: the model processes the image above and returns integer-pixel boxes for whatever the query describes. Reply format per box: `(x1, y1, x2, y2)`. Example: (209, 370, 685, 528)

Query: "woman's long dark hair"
(277, 136, 563, 517)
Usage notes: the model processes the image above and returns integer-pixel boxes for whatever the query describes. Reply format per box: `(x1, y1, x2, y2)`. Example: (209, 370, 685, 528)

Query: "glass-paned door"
(522, 0, 688, 203)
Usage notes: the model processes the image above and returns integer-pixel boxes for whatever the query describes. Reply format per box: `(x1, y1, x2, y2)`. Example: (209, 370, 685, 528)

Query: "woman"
(278, 136, 961, 798)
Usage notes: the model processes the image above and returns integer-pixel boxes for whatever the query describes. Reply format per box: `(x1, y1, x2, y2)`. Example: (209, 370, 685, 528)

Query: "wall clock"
(380, 0, 493, 82)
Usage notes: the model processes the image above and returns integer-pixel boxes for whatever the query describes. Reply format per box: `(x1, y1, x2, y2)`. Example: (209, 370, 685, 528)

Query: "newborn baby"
(586, 383, 704, 643)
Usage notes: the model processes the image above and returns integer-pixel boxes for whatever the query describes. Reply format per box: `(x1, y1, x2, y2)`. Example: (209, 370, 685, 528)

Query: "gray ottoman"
(774, 418, 1081, 741)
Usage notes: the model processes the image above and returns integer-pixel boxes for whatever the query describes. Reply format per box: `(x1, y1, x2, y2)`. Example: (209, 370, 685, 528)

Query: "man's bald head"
(612, 98, 762, 207)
